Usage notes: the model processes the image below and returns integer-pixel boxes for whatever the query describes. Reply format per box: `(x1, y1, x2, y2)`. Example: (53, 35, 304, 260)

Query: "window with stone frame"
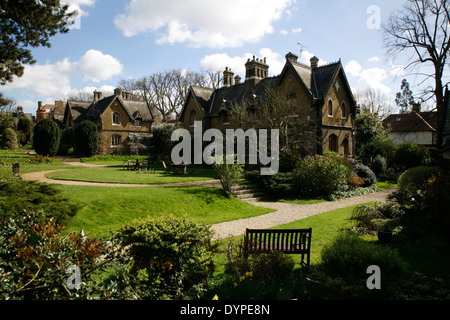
(111, 135, 121, 147)
(341, 102, 347, 119)
(328, 100, 333, 117)
(329, 134, 338, 153)
(112, 112, 120, 125)
(190, 109, 197, 127)
(134, 117, 142, 127)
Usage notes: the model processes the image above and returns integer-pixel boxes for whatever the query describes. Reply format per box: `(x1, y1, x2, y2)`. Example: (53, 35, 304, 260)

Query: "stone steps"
(232, 184, 267, 201)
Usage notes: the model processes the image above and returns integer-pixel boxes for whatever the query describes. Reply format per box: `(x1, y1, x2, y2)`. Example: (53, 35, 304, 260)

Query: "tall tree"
(383, 0, 450, 148)
(0, 0, 75, 84)
(354, 86, 393, 117)
(395, 79, 416, 113)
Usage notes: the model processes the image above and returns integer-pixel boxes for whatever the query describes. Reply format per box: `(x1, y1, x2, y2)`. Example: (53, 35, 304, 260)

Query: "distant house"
(179, 52, 357, 157)
(36, 100, 65, 126)
(13, 106, 35, 123)
(382, 104, 438, 148)
(63, 88, 154, 154)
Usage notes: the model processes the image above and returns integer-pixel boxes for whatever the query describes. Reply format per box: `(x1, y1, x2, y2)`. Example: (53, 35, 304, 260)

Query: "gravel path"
(210, 188, 396, 240)
(21, 157, 396, 241)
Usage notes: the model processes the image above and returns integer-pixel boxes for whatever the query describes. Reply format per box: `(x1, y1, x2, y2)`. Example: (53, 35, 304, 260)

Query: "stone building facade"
(179, 52, 357, 158)
(63, 88, 154, 154)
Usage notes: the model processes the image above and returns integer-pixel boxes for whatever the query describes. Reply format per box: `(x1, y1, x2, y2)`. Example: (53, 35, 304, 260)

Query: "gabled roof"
(66, 100, 91, 122)
(180, 53, 356, 121)
(383, 111, 438, 133)
(67, 94, 153, 125)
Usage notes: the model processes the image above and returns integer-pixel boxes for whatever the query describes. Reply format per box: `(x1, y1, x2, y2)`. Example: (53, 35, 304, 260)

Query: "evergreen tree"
(74, 120, 99, 157)
(33, 119, 60, 156)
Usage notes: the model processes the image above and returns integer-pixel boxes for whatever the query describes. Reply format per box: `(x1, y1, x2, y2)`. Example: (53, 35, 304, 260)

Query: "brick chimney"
(234, 75, 241, 85)
(286, 52, 298, 63)
(245, 55, 269, 86)
(223, 67, 234, 87)
(412, 102, 421, 113)
(310, 56, 319, 69)
(93, 90, 103, 102)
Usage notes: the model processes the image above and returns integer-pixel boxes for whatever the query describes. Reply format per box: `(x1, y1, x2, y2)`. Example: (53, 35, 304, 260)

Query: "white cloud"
(78, 49, 123, 83)
(280, 30, 289, 35)
(299, 50, 327, 66)
(368, 56, 380, 63)
(62, 0, 96, 16)
(345, 60, 391, 94)
(3, 50, 123, 98)
(114, 0, 294, 48)
(292, 27, 302, 33)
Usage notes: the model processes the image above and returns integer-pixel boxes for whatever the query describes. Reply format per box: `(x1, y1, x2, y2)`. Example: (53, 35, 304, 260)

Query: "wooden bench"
(244, 228, 312, 266)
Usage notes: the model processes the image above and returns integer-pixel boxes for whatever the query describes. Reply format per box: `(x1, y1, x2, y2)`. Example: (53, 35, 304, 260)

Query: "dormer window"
(112, 112, 120, 125)
(134, 118, 142, 127)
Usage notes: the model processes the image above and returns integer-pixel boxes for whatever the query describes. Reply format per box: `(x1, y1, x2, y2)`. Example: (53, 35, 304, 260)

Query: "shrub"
(371, 154, 387, 178)
(0, 211, 131, 300)
(0, 180, 79, 224)
(74, 120, 98, 157)
(394, 142, 430, 169)
(397, 166, 440, 200)
(354, 162, 377, 187)
(424, 171, 450, 233)
(150, 126, 175, 160)
(308, 233, 410, 299)
(58, 128, 75, 156)
(16, 117, 32, 145)
(293, 155, 348, 197)
(212, 154, 244, 198)
(33, 119, 61, 156)
(1, 128, 18, 150)
(245, 171, 295, 198)
(116, 215, 216, 300)
(350, 201, 404, 234)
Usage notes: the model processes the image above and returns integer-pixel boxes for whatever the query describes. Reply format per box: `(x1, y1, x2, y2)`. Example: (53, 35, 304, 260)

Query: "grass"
(376, 181, 398, 190)
(58, 184, 273, 237)
(46, 165, 218, 184)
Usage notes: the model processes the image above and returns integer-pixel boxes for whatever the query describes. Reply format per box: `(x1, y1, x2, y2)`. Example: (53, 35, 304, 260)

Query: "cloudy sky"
(2, 0, 431, 115)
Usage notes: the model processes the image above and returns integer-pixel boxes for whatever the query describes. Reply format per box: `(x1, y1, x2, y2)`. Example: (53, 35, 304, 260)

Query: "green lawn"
(47, 165, 218, 184)
(58, 184, 273, 237)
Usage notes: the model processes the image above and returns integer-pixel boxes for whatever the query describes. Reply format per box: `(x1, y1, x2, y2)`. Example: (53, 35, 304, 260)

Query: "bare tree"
(121, 69, 207, 122)
(229, 86, 316, 156)
(354, 87, 393, 117)
(383, 0, 450, 148)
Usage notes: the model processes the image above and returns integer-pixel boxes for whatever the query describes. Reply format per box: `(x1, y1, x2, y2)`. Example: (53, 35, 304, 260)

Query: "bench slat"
(244, 228, 312, 266)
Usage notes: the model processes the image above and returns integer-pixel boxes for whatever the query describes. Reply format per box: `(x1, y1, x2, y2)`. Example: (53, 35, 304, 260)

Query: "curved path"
(21, 157, 396, 241)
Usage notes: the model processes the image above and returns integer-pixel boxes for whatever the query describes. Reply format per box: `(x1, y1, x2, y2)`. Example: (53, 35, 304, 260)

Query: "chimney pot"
(310, 56, 319, 69)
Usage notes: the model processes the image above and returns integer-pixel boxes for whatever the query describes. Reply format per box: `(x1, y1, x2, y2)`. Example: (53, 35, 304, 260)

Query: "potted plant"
(371, 219, 396, 243)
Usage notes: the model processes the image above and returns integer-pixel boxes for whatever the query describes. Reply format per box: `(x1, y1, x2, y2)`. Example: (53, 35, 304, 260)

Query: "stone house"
(179, 52, 357, 158)
(382, 104, 438, 148)
(63, 88, 154, 154)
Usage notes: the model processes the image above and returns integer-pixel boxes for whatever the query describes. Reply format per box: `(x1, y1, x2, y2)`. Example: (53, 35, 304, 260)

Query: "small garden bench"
(244, 228, 312, 266)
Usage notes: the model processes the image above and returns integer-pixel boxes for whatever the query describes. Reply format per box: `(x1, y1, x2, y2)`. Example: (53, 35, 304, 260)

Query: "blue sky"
(2, 0, 425, 116)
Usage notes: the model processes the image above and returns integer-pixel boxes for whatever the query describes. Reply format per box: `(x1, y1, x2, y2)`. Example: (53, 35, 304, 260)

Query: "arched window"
(112, 112, 120, 125)
(328, 100, 333, 117)
(190, 110, 197, 126)
(329, 134, 338, 153)
(341, 102, 347, 119)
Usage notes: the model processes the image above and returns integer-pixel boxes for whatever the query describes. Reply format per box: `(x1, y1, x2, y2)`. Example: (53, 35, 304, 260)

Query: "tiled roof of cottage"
(66, 100, 92, 122)
(383, 111, 438, 133)
(72, 94, 154, 123)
